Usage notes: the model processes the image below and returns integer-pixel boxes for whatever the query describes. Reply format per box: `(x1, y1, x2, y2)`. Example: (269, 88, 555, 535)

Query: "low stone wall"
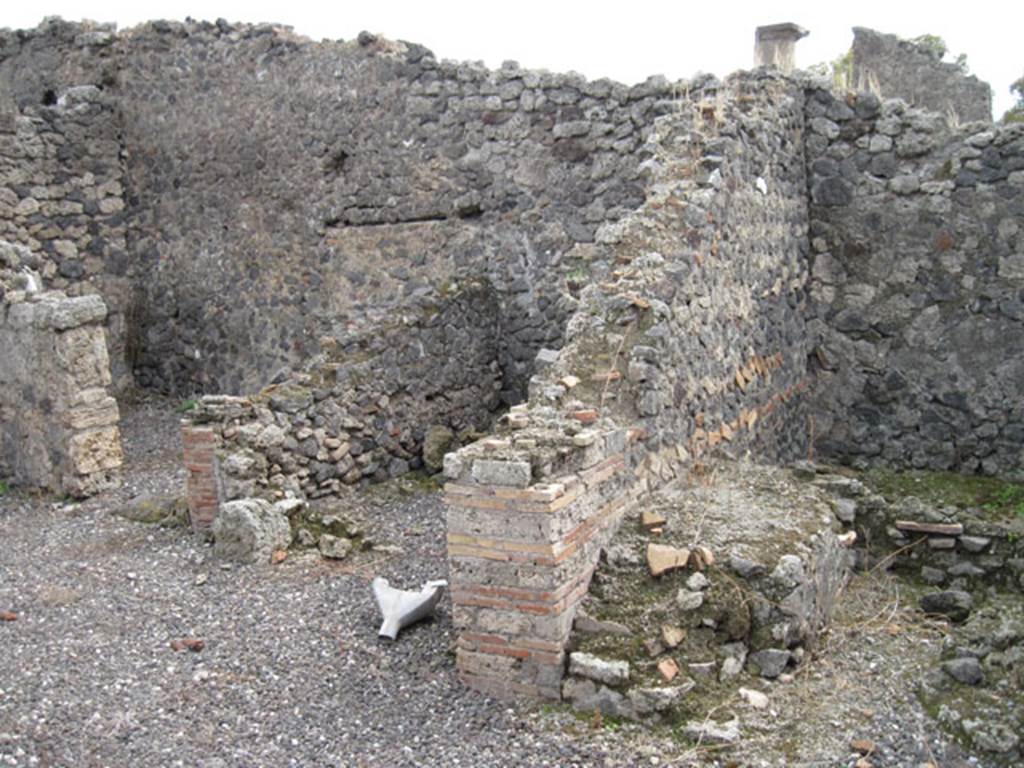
(0, 243, 122, 495)
(806, 89, 1024, 474)
(444, 418, 640, 698)
(818, 473, 1024, 592)
(181, 279, 502, 529)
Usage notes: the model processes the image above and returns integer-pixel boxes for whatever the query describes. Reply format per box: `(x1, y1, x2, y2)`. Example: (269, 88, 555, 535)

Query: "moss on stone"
(864, 468, 1024, 523)
(914, 590, 1024, 764)
(284, 499, 364, 551)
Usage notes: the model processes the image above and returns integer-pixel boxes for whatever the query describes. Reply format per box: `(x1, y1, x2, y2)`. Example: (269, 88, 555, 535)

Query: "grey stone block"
(471, 459, 532, 488)
(568, 652, 629, 686)
(748, 648, 792, 679)
(942, 656, 983, 685)
(213, 498, 292, 564)
(920, 590, 973, 622)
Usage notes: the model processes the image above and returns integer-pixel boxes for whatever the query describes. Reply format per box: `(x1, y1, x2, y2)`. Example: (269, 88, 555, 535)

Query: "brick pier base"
(445, 443, 634, 699)
(181, 423, 222, 532)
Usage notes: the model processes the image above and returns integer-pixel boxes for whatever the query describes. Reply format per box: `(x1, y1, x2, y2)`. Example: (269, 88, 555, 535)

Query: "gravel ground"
(0, 400, 1006, 766)
(0, 400, 631, 767)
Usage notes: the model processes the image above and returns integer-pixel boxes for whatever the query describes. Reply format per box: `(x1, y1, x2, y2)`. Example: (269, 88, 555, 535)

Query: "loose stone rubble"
(561, 461, 854, 721)
(547, 458, 1023, 765)
(178, 278, 501, 528)
(211, 497, 292, 564)
(817, 463, 1024, 765)
(813, 469, 1024, 594)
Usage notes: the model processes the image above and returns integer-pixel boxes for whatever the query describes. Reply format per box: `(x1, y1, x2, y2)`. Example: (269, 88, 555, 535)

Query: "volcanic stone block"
(471, 459, 532, 487)
(212, 498, 292, 564)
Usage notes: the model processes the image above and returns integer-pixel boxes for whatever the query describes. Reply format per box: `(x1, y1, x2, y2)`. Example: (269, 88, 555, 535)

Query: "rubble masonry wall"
(850, 27, 992, 123)
(0, 75, 132, 389)
(1, 17, 1022, 702)
(806, 88, 1024, 474)
(3, 19, 1021, 483)
(444, 73, 815, 697)
(2, 18, 684, 399)
(181, 278, 503, 528)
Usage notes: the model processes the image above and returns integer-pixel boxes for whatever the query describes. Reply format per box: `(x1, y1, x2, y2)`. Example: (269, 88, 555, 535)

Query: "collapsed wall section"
(445, 72, 814, 698)
(0, 243, 122, 496)
(805, 88, 1024, 474)
(181, 279, 501, 529)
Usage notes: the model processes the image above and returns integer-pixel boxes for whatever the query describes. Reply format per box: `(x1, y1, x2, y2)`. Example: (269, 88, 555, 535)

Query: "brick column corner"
(444, 428, 635, 699)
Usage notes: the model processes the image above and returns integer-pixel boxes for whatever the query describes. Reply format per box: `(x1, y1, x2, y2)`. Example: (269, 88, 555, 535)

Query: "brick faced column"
(446, 449, 633, 699)
(181, 423, 223, 532)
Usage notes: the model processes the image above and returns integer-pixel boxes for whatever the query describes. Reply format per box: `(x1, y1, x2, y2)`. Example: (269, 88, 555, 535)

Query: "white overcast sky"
(2, 1, 1021, 117)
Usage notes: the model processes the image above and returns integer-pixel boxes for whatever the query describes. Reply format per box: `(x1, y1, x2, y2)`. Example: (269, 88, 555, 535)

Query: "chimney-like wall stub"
(754, 22, 809, 74)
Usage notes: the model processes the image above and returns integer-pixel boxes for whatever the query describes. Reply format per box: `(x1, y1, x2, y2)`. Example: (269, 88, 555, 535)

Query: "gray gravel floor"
(0, 401, 631, 768)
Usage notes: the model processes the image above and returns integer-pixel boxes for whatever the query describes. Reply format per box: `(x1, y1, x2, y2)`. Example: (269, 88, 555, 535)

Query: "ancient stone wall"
(850, 27, 992, 123)
(0, 242, 122, 496)
(0, 14, 1022, 710)
(445, 426, 639, 699)
(0, 18, 118, 110)
(0, 78, 131, 389)
(590, 73, 812, 467)
(180, 279, 502, 528)
(805, 87, 1024, 474)
(2, 18, 682, 398)
(2, 20, 1019, 485)
(445, 72, 814, 698)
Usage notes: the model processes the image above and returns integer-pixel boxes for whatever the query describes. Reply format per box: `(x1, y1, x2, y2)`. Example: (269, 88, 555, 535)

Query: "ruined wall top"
(851, 27, 992, 122)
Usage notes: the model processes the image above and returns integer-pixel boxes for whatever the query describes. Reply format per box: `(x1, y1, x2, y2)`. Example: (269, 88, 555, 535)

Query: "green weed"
(866, 469, 1024, 520)
(176, 398, 198, 414)
(981, 484, 1024, 518)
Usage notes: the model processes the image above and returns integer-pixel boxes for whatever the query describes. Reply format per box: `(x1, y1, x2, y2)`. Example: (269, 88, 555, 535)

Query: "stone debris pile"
(561, 461, 854, 723)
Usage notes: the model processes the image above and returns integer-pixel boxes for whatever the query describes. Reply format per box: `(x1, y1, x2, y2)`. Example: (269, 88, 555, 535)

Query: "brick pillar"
(181, 423, 222, 532)
(445, 441, 633, 699)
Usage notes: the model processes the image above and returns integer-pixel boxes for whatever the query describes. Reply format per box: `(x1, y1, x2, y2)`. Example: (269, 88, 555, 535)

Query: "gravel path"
(0, 400, 628, 767)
